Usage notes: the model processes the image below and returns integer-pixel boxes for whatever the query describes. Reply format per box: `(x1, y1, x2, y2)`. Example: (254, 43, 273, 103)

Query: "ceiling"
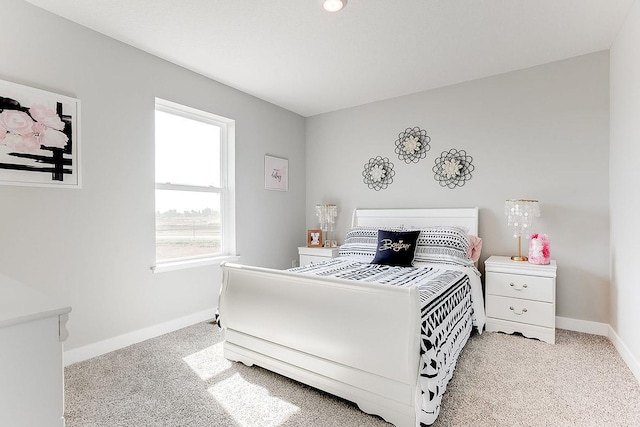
(24, 0, 634, 117)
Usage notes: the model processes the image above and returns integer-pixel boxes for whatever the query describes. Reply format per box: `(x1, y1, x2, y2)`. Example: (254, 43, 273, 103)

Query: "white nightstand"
(484, 255, 557, 344)
(298, 246, 340, 266)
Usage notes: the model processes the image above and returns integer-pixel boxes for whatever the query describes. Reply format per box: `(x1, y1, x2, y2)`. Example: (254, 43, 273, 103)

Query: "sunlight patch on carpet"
(183, 342, 232, 380)
(208, 373, 299, 427)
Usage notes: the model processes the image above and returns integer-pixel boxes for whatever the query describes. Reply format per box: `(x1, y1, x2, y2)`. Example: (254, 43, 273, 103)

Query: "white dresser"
(484, 256, 557, 344)
(0, 273, 71, 427)
(298, 246, 340, 266)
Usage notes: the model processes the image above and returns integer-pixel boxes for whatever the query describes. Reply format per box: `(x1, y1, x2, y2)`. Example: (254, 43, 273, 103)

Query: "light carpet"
(65, 322, 640, 426)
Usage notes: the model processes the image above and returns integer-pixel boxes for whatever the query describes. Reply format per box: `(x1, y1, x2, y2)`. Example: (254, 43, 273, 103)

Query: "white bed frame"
(218, 208, 478, 427)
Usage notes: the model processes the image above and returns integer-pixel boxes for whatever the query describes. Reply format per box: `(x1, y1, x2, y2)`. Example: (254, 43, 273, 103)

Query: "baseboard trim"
(64, 311, 639, 384)
(63, 308, 217, 366)
(555, 316, 639, 383)
(608, 326, 640, 383)
(555, 316, 609, 336)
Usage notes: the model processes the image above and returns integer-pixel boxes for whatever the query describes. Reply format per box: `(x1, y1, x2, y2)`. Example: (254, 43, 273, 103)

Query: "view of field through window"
(155, 190, 221, 261)
(155, 107, 223, 262)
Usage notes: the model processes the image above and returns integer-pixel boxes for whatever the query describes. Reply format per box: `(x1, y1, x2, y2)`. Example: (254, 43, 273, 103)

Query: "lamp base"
(511, 236, 528, 261)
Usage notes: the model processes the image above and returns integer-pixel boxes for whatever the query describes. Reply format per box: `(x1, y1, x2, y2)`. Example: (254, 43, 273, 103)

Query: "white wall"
(610, 0, 640, 372)
(0, 0, 306, 351)
(306, 52, 610, 324)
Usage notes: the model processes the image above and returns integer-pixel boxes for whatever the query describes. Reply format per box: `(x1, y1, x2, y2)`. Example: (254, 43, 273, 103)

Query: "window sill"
(151, 255, 240, 274)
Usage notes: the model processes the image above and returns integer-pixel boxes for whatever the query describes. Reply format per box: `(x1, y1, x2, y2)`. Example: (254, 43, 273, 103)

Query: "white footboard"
(218, 262, 422, 427)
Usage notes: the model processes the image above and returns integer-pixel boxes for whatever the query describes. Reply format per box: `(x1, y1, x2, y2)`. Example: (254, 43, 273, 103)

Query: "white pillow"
(413, 226, 475, 268)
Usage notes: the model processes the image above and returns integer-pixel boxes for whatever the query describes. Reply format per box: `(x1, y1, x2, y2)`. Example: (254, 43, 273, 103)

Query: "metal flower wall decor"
(433, 148, 474, 189)
(394, 126, 431, 164)
(362, 156, 395, 191)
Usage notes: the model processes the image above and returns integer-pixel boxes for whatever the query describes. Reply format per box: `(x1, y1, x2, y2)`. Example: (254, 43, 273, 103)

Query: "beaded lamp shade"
(316, 204, 337, 245)
(504, 199, 540, 261)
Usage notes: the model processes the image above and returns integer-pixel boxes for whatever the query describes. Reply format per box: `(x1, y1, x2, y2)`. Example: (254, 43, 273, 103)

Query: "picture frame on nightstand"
(307, 229, 323, 247)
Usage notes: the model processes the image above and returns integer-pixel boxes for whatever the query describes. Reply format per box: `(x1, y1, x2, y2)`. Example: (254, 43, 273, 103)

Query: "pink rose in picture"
(37, 126, 68, 148)
(2, 133, 42, 154)
(29, 104, 65, 131)
(0, 114, 68, 153)
(0, 110, 34, 135)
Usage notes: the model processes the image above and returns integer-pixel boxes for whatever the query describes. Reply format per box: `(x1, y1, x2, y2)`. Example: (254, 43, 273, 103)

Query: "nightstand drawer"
(486, 295, 555, 328)
(300, 254, 330, 266)
(298, 246, 340, 267)
(486, 272, 554, 302)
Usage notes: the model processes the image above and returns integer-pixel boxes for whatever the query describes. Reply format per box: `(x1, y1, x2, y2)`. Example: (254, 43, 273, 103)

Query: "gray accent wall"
(610, 0, 640, 373)
(0, 0, 305, 350)
(306, 52, 610, 324)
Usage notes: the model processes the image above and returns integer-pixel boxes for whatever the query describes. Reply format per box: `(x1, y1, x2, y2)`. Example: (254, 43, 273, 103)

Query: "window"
(154, 98, 235, 268)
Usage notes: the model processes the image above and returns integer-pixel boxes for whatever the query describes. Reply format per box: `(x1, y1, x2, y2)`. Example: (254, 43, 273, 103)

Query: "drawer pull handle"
(509, 283, 528, 291)
(509, 306, 528, 315)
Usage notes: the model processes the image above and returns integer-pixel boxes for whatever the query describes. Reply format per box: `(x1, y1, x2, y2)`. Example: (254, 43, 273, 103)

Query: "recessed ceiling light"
(322, 0, 346, 12)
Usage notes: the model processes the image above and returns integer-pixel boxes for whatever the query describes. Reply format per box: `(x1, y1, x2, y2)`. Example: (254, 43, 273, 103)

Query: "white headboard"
(351, 208, 479, 236)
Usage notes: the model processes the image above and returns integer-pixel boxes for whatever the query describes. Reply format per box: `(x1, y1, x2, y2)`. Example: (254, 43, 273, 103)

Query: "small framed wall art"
(307, 229, 323, 247)
(0, 79, 81, 188)
(264, 154, 288, 191)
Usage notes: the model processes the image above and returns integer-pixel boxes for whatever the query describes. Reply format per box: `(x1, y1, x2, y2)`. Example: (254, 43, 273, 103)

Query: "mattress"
(290, 258, 482, 426)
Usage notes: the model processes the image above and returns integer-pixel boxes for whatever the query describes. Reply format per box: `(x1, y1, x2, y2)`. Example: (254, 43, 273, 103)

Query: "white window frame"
(152, 98, 237, 273)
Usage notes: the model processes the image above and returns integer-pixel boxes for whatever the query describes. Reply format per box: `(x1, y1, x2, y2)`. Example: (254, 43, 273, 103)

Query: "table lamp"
(504, 199, 540, 261)
(315, 204, 337, 247)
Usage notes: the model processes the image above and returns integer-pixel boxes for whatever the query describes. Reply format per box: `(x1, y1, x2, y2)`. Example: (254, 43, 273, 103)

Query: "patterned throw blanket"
(290, 258, 478, 426)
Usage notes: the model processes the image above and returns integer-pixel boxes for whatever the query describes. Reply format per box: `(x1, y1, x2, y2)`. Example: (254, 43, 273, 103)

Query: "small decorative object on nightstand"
(484, 255, 557, 344)
(298, 246, 339, 266)
(307, 229, 323, 247)
(528, 233, 550, 265)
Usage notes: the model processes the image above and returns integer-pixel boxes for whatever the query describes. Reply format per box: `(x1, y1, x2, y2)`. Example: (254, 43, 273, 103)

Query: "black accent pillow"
(371, 230, 420, 267)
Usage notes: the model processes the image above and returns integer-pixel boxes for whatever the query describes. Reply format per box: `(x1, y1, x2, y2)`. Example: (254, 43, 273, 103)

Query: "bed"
(217, 208, 485, 426)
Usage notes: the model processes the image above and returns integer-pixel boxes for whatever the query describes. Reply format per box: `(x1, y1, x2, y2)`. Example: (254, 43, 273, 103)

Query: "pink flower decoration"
(29, 104, 65, 131)
(528, 233, 550, 265)
(0, 110, 34, 135)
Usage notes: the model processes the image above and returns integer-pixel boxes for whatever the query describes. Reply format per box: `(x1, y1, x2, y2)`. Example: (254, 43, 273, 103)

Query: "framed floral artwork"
(0, 79, 80, 188)
(264, 154, 288, 191)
